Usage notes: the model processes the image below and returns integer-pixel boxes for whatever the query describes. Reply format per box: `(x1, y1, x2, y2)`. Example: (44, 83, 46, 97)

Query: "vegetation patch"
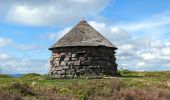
(0, 74, 13, 78)
(0, 71, 170, 100)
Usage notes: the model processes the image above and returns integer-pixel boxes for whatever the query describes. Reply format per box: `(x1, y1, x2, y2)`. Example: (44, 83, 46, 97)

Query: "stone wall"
(49, 46, 117, 78)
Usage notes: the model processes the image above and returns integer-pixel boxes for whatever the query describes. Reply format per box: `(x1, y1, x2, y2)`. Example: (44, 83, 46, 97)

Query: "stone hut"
(48, 20, 118, 78)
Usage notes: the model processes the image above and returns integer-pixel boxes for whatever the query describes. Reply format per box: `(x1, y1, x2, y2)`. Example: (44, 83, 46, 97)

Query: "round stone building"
(48, 20, 118, 78)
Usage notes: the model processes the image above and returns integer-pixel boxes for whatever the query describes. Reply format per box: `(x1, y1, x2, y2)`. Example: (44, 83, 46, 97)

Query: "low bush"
(10, 82, 36, 96)
(118, 70, 131, 75)
(89, 88, 170, 100)
(67, 79, 126, 99)
(44, 75, 56, 80)
(0, 92, 23, 100)
(0, 74, 12, 78)
(43, 95, 76, 100)
(145, 71, 170, 78)
(115, 88, 170, 100)
(21, 73, 41, 78)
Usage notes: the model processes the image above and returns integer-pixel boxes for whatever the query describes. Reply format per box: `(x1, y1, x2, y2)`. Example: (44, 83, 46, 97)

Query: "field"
(0, 70, 170, 100)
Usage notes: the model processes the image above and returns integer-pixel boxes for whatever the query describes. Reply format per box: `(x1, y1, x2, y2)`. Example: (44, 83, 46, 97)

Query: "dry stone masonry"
(48, 20, 118, 78)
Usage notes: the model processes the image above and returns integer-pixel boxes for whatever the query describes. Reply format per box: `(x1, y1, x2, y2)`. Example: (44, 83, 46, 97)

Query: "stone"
(91, 61, 98, 65)
(66, 55, 71, 58)
(98, 61, 106, 65)
(55, 74, 61, 78)
(112, 56, 116, 61)
(52, 53, 60, 57)
(64, 57, 70, 61)
(79, 57, 86, 61)
(68, 61, 74, 66)
(71, 57, 77, 61)
(54, 57, 59, 61)
(94, 57, 100, 60)
(82, 60, 91, 66)
(92, 52, 98, 56)
(79, 69, 86, 74)
(104, 57, 109, 60)
(77, 51, 86, 53)
(54, 61, 59, 66)
(84, 53, 90, 57)
(53, 70, 57, 74)
(61, 52, 66, 55)
(87, 57, 93, 60)
(60, 61, 66, 66)
(74, 60, 81, 66)
(73, 66, 80, 69)
(68, 52, 72, 56)
(63, 66, 69, 69)
(61, 70, 66, 74)
(72, 53, 76, 58)
(56, 67, 62, 71)
(57, 71, 61, 75)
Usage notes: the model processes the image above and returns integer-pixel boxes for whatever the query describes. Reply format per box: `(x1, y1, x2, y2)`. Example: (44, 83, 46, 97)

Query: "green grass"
(0, 71, 170, 100)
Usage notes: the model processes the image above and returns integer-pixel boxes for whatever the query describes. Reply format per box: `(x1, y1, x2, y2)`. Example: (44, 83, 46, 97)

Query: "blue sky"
(0, 0, 170, 74)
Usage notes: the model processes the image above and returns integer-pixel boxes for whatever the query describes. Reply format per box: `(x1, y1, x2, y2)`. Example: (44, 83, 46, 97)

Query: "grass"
(0, 70, 170, 100)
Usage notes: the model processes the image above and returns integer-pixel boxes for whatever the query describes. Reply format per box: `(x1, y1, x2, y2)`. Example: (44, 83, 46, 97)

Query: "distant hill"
(8, 74, 24, 77)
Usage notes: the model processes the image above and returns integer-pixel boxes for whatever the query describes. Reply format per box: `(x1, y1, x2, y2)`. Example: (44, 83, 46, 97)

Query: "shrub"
(44, 75, 56, 80)
(144, 72, 162, 77)
(10, 82, 36, 96)
(145, 71, 170, 78)
(0, 74, 12, 78)
(89, 87, 170, 100)
(42, 95, 76, 100)
(113, 71, 122, 76)
(119, 69, 131, 75)
(21, 73, 41, 78)
(0, 92, 23, 100)
(115, 88, 170, 100)
(67, 78, 125, 99)
(34, 86, 76, 100)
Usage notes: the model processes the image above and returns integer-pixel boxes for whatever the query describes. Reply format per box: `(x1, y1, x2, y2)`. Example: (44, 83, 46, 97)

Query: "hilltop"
(0, 71, 170, 100)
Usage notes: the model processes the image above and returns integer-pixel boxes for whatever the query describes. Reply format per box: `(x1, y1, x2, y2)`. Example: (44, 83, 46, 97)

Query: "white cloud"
(140, 53, 157, 60)
(0, 37, 12, 47)
(0, 37, 42, 51)
(0, 53, 11, 60)
(0, 53, 49, 74)
(161, 47, 170, 56)
(4, 0, 110, 26)
(119, 44, 134, 51)
(120, 12, 170, 33)
(165, 42, 170, 46)
(12, 43, 44, 51)
(48, 27, 72, 40)
(151, 40, 165, 48)
(0, 37, 49, 74)
(89, 21, 110, 34)
(136, 62, 146, 67)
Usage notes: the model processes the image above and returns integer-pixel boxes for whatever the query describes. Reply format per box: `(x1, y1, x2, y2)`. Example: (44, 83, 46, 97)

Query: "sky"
(0, 0, 170, 74)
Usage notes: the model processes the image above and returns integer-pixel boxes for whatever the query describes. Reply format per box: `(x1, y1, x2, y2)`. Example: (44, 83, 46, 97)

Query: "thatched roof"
(49, 20, 117, 50)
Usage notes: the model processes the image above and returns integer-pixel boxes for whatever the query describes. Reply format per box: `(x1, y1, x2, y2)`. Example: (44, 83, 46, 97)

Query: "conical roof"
(49, 20, 117, 50)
